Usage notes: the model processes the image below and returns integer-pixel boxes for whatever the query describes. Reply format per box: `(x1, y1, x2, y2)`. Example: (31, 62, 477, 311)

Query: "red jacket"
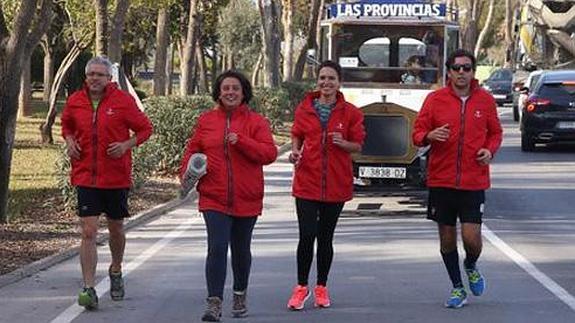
(291, 91, 365, 202)
(180, 104, 277, 217)
(413, 79, 503, 190)
(61, 83, 153, 188)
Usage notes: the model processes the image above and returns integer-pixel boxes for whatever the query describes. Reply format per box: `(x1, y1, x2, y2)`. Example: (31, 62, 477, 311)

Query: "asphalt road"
(0, 108, 574, 323)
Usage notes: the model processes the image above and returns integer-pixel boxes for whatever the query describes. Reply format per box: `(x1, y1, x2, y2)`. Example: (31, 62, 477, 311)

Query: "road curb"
(0, 143, 290, 289)
(0, 194, 192, 289)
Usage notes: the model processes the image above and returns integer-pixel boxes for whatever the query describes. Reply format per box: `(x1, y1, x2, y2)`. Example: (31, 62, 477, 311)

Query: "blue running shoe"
(445, 287, 467, 308)
(466, 268, 486, 296)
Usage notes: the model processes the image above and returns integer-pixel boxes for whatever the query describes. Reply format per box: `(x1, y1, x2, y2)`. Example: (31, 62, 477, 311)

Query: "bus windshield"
(332, 24, 445, 87)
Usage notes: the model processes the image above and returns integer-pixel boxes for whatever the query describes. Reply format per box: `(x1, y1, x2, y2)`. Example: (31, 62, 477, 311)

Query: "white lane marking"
(483, 225, 575, 312)
(498, 109, 511, 117)
(50, 217, 198, 323)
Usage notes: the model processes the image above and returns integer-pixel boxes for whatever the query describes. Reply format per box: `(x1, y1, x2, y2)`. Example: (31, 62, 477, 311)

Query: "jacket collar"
(216, 103, 250, 116)
(302, 90, 346, 111)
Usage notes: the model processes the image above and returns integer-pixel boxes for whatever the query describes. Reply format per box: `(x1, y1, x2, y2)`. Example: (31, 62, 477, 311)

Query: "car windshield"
(331, 24, 445, 87)
(489, 69, 513, 81)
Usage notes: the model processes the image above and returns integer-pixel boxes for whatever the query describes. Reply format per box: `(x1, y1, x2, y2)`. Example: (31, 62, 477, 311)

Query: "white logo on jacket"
(474, 110, 482, 119)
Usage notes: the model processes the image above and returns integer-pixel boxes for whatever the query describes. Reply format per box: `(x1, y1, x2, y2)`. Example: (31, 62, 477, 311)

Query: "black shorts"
(77, 186, 130, 219)
(427, 187, 485, 226)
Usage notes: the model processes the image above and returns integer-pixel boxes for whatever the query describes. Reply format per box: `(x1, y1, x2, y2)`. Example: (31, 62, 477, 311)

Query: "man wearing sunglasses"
(413, 49, 503, 309)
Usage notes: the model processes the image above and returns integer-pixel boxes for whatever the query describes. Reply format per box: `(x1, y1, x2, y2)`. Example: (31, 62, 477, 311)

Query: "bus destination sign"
(328, 0, 447, 19)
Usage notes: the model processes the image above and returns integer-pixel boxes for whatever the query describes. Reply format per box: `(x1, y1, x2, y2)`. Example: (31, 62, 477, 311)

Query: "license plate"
(359, 166, 406, 179)
(493, 94, 507, 99)
(556, 121, 575, 129)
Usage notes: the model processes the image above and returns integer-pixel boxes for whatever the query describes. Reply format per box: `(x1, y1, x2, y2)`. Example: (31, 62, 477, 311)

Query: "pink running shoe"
(314, 285, 331, 308)
(287, 285, 310, 310)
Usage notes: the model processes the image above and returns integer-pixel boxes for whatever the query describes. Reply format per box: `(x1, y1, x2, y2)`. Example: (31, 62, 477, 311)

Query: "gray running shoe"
(109, 269, 125, 301)
(78, 287, 99, 310)
(232, 290, 248, 318)
(201, 296, 222, 322)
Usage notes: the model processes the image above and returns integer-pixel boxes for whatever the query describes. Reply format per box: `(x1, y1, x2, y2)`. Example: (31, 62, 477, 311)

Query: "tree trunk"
(180, 0, 199, 96)
(153, 7, 169, 96)
(94, 0, 109, 56)
(40, 44, 84, 144)
(282, 0, 295, 82)
(461, 0, 481, 52)
(0, 68, 21, 223)
(221, 47, 229, 71)
(122, 53, 134, 80)
(252, 51, 264, 86)
(0, 0, 52, 223)
(505, 0, 516, 67)
(227, 48, 235, 70)
(167, 43, 174, 95)
(196, 44, 209, 93)
(18, 57, 33, 118)
(474, 0, 495, 58)
(258, 0, 282, 87)
(211, 43, 218, 85)
(293, 0, 322, 81)
(42, 45, 54, 102)
(108, 0, 130, 63)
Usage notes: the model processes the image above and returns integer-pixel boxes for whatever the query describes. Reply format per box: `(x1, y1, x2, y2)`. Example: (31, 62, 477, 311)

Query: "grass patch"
(8, 98, 63, 221)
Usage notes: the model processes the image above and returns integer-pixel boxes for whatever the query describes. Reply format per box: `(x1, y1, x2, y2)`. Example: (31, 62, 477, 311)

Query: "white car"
(514, 70, 546, 122)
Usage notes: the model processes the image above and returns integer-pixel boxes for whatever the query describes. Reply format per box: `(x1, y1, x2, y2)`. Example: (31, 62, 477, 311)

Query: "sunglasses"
(449, 64, 473, 72)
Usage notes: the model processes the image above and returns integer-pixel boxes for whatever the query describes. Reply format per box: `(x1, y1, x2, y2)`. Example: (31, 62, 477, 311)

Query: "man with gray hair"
(61, 56, 153, 310)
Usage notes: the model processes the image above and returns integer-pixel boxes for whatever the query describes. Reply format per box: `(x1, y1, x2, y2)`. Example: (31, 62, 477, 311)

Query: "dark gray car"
(520, 70, 575, 151)
(482, 68, 514, 105)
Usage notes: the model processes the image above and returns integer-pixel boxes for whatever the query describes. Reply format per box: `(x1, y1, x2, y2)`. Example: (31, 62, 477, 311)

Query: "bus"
(315, 0, 459, 189)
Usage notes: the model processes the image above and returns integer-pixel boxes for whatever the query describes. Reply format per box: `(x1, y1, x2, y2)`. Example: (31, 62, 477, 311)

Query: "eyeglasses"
(449, 64, 473, 72)
(86, 72, 110, 78)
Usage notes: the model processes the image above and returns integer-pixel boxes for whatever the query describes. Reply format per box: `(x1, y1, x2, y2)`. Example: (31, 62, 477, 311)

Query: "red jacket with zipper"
(180, 104, 277, 217)
(291, 91, 366, 202)
(61, 83, 153, 189)
(412, 79, 503, 190)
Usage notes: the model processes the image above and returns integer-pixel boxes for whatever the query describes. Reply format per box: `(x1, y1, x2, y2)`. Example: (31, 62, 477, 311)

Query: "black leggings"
(295, 198, 344, 286)
(203, 211, 257, 299)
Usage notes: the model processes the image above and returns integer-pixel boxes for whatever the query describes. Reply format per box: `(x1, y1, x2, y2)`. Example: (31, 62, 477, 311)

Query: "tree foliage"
(218, 0, 262, 74)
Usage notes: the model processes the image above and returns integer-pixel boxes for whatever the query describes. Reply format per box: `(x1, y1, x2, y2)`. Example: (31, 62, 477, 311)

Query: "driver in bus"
(422, 45, 441, 84)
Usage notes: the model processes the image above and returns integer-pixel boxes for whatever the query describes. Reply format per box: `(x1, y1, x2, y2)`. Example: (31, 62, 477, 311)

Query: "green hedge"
(252, 87, 289, 131)
(140, 95, 214, 175)
(281, 80, 316, 118)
